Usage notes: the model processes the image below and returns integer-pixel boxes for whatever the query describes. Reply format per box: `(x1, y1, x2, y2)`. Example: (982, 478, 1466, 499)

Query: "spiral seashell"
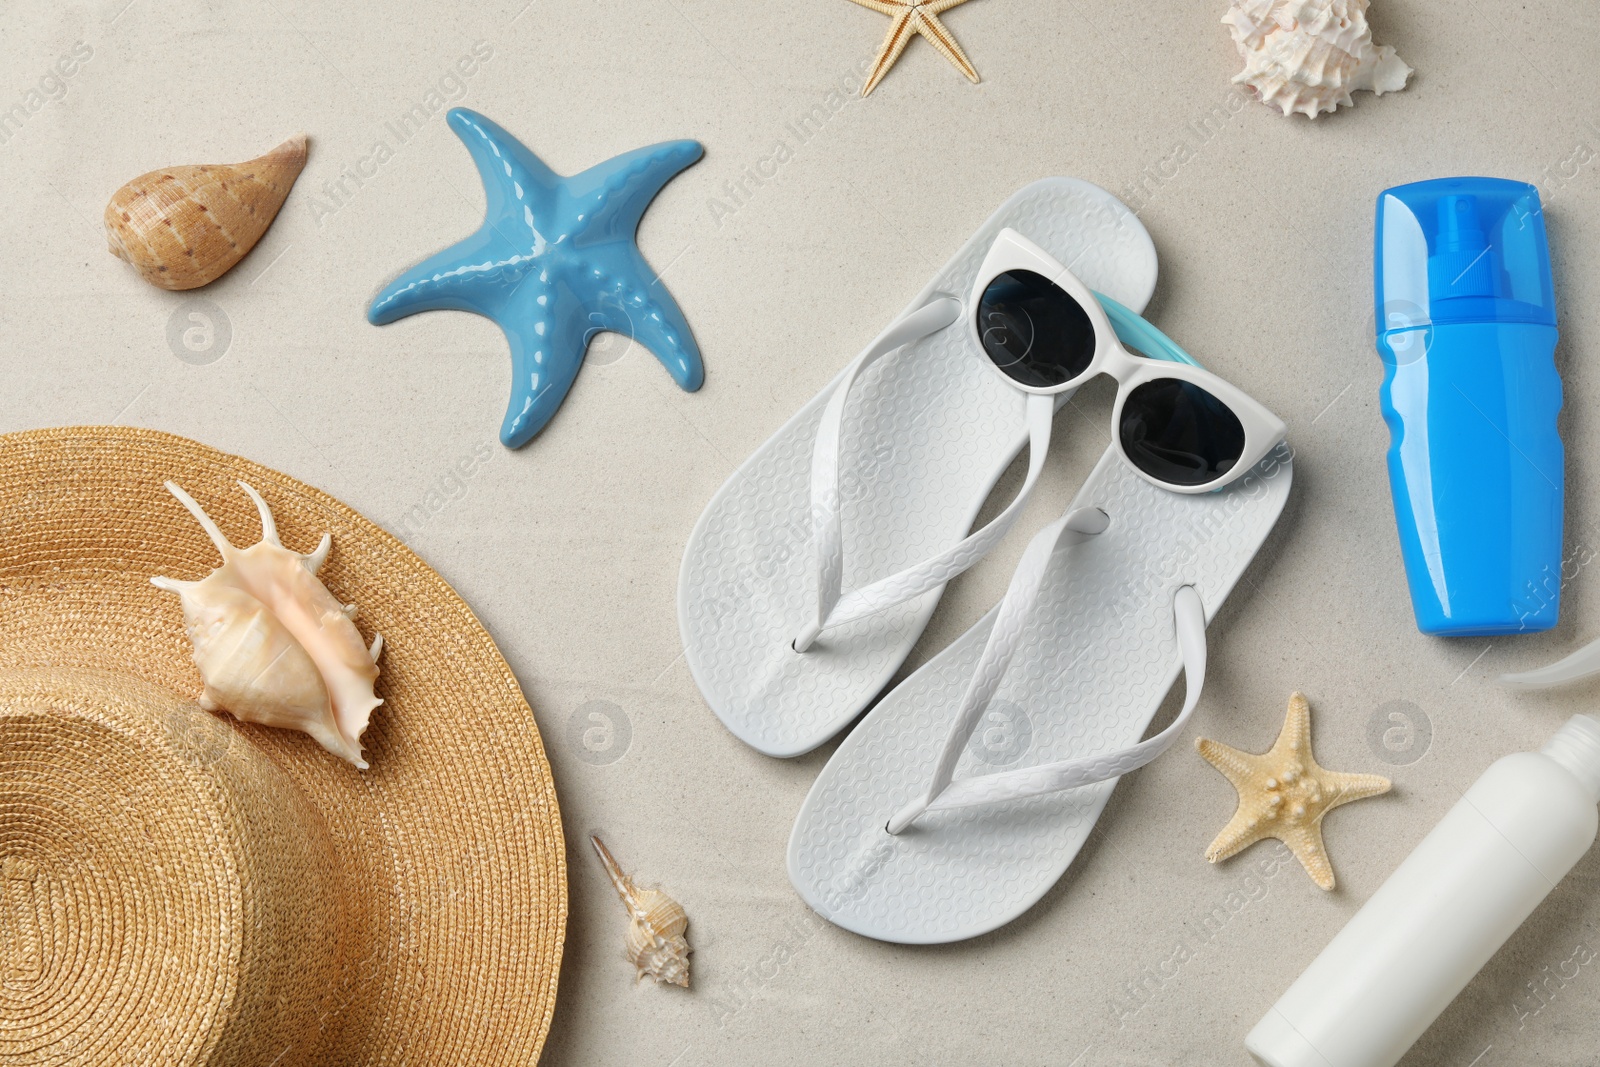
(151, 480, 383, 768)
(105, 134, 308, 290)
(591, 836, 691, 988)
(1223, 0, 1411, 118)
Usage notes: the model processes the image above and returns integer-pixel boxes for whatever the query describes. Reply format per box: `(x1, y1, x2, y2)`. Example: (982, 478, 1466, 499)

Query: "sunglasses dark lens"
(976, 269, 1096, 388)
(1119, 379, 1247, 487)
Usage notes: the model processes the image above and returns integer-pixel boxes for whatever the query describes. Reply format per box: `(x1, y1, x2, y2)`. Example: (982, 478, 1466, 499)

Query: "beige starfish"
(845, 0, 982, 97)
(1197, 692, 1391, 891)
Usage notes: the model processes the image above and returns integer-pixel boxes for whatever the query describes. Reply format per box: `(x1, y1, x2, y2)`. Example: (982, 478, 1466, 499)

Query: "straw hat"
(0, 426, 566, 1066)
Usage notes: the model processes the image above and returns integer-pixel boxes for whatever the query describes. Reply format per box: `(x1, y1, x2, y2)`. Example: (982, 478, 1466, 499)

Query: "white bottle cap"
(1540, 714, 1600, 804)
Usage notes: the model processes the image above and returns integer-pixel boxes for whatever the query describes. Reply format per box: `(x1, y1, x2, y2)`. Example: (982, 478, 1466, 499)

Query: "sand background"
(2, 2, 1598, 1063)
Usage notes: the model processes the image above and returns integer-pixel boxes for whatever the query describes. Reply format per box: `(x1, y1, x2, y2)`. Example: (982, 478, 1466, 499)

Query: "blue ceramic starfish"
(368, 108, 705, 448)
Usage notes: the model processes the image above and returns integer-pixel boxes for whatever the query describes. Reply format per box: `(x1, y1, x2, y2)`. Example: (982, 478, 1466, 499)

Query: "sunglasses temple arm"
(1093, 291, 1201, 369)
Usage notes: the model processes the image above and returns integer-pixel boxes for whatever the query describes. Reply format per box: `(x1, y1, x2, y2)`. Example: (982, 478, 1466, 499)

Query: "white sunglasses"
(969, 229, 1286, 494)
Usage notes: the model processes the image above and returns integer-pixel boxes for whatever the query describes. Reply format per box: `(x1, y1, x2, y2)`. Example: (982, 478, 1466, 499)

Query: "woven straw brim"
(0, 426, 566, 1065)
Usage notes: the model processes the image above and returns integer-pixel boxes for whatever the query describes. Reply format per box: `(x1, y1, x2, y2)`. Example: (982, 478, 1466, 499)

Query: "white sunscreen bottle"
(1246, 714, 1600, 1067)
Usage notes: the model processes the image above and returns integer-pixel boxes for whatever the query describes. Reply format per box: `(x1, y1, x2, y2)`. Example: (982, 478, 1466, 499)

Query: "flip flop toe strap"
(795, 298, 1056, 652)
(886, 514, 1208, 834)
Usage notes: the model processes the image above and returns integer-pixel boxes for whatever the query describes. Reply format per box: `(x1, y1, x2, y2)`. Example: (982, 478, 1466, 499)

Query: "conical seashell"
(105, 135, 308, 290)
(591, 836, 691, 988)
(1223, 0, 1411, 118)
(152, 480, 383, 768)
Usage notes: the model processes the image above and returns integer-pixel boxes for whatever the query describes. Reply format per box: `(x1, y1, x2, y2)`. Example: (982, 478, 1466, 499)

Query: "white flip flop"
(678, 179, 1159, 757)
(787, 435, 1292, 943)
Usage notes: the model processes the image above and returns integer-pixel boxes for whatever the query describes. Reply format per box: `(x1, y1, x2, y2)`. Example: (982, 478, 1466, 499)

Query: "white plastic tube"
(1247, 715, 1600, 1067)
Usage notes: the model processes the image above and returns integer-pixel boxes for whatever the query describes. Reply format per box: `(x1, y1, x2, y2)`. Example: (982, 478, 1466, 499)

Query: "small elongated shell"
(591, 836, 691, 988)
(105, 134, 307, 290)
(152, 480, 382, 768)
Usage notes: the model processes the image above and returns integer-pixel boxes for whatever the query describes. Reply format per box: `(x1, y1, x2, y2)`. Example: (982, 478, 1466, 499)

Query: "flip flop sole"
(679, 179, 1159, 757)
(788, 443, 1293, 942)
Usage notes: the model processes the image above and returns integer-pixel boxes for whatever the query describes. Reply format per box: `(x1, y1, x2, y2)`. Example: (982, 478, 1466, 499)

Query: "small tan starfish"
(1197, 693, 1391, 891)
(845, 0, 982, 97)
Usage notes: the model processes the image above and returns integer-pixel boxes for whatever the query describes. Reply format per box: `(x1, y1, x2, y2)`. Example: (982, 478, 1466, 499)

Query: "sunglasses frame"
(967, 228, 1287, 495)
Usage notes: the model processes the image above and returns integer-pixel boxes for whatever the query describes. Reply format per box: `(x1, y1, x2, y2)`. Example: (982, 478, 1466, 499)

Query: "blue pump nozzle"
(1428, 194, 1495, 299)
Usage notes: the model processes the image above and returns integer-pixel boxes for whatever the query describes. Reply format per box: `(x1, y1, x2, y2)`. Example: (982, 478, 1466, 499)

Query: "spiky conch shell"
(591, 836, 691, 988)
(151, 480, 383, 768)
(104, 135, 307, 290)
(1223, 0, 1411, 118)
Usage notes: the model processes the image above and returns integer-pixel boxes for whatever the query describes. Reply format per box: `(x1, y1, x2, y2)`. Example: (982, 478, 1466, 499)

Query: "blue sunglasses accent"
(1093, 291, 1202, 369)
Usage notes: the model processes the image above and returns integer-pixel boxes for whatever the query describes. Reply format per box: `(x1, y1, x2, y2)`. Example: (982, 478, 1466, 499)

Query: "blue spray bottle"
(1375, 178, 1562, 636)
